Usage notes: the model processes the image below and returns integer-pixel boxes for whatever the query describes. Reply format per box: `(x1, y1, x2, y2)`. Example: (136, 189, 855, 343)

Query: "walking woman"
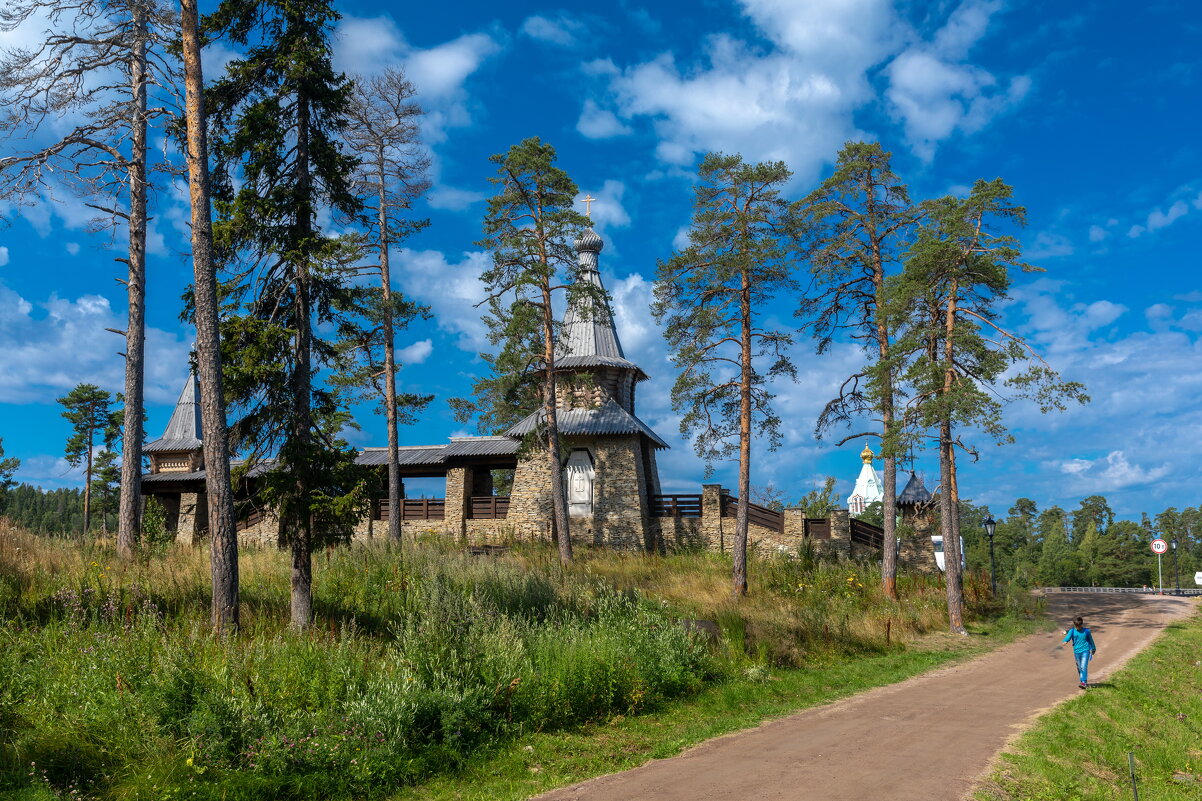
(1059, 615, 1097, 688)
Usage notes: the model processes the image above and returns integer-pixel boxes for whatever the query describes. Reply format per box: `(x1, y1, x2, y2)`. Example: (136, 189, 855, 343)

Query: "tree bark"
(733, 264, 751, 598)
(82, 422, 94, 538)
(117, 0, 149, 560)
(379, 147, 401, 544)
(940, 280, 967, 634)
(543, 286, 572, 563)
(290, 89, 314, 629)
(180, 0, 239, 633)
(873, 240, 898, 601)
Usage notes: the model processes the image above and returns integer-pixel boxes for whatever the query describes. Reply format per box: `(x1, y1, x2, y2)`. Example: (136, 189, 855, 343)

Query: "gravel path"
(534, 592, 1195, 801)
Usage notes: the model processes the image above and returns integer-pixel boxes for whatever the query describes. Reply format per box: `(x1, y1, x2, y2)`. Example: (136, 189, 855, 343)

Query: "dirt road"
(535, 593, 1195, 801)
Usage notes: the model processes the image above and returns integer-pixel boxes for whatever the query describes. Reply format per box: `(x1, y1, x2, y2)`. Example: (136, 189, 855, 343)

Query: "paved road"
(534, 593, 1195, 801)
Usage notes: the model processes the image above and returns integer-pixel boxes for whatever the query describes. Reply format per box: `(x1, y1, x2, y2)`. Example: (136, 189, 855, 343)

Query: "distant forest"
(0, 484, 109, 537)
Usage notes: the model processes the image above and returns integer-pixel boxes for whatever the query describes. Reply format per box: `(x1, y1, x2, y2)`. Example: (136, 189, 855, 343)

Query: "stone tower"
(897, 470, 937, 572)
(505, 225, 667, 550)
(143, 373, 208, 541)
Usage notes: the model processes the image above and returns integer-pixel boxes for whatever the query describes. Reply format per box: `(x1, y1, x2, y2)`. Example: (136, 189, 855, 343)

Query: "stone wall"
(174, 492, 208, 546)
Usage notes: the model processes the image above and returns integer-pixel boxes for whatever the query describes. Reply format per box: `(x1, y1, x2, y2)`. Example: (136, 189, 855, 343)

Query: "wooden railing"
(721, 495, 784, 534)
(469, 496, 510, 520)
(235, 506, 264, 533)
(850, 519, 884, 549)
(373, 498, 446, 521)
(804, 518, 831, 540)
(650, 494, 703, 518)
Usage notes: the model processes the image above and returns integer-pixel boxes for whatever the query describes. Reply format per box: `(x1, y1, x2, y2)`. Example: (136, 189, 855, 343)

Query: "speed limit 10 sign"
(1150, 538, 1168, 554)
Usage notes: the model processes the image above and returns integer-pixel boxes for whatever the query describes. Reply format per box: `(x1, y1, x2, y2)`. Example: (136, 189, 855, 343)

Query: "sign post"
(1151, 539, 1168, 594)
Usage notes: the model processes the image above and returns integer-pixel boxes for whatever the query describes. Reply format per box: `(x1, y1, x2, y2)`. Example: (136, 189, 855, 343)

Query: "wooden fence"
(721, 495, 785, 534)
(850, 518, 884, 549)
(650, 494, 703, 518)
(235, 506, 264, 533)
(469, 496, 510, 520)
(373, 497, 446, 522)
(804, 517, 831, 540)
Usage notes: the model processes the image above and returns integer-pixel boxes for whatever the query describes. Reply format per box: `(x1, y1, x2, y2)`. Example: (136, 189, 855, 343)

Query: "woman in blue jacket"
(1059, 615, 1097, 688)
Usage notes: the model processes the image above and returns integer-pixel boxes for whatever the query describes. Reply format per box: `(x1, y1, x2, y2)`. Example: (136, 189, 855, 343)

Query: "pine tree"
(654, 153, 797, 597)
(179, 0, 239, 632)
(57, 384, 116, 537)
(337, 68, 433, 543)
(1, 0, 178, 558)
(206, 0, 369, 628)
(474, 137, 594, 564)
(0, 438, 19, 515)
(795, 142, 919, 600)
(891, 180, 1087, 633)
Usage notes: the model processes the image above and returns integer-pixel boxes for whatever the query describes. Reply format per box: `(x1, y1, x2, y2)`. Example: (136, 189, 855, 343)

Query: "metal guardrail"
(1049, 586, 1202, 597)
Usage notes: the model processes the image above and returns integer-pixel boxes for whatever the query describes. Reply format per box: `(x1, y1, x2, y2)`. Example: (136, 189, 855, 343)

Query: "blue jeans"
(1075, 651, 1092, 684)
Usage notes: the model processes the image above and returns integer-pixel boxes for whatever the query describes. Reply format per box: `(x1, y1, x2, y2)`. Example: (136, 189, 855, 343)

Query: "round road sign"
(1151, 538, 1168, 554)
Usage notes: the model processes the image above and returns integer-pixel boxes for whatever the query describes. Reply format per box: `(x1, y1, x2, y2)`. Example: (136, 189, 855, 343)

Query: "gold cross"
(581, 193, 596, 219)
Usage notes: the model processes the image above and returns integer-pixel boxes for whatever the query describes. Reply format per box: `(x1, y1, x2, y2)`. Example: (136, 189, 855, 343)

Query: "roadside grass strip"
(977, 604, 1202, 801)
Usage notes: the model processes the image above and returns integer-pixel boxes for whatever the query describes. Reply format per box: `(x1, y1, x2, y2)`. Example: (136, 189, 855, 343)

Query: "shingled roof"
(145, 374, 203, 453)
(505, 399, 668, 449)
(555, 227, 648, 381)
(897, 471, 933, 505)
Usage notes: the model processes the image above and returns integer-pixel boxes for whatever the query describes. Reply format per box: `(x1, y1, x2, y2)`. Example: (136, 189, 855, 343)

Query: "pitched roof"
(145, 374, 203, 452)
(505, 399, 669, 449)
(556, 227, 648, 380)
(898, 471, 933, 505)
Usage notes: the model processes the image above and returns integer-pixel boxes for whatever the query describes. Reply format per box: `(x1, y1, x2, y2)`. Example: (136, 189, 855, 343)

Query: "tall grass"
(0, 522, 1014, 800)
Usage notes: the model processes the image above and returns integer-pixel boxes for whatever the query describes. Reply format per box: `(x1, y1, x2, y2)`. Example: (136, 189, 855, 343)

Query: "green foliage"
(140, 496, 171, 549)
(795, 476, 839, 519)
(978, 610, 1202, 801)
(0, 484, 85, 535)
(794, 141, 916, 458)
(652, 152, 797, 472)
(0, 438, 19, 514)
(204, 0, 371, 552)
(456, 137, 594, 439)
(57, 384, 117, 475)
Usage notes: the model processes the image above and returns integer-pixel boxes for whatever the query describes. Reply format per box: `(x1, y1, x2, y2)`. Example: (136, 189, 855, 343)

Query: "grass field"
(0, 521, 1042, 800)
(976, 605, 1202, 801)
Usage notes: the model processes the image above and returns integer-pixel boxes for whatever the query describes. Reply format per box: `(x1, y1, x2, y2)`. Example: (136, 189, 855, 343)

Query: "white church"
(846, 442, 884, 516)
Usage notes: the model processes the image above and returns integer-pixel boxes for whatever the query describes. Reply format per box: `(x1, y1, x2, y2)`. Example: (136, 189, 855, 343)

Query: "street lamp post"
(984, 517, 997, 596)
(1171, 538, 1179, 596)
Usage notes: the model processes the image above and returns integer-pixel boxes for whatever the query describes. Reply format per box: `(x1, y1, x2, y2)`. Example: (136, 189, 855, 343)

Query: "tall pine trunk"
(82, 427, 94, 537)
(117, 0, 149, 560)
(940, 279, 966, 634)
(379, 148, 401, 544)
(290, 89, 314, 629)
(181, 0, 239, 633)
(733, 266, 751, 597)
(543, 287, 572, 563)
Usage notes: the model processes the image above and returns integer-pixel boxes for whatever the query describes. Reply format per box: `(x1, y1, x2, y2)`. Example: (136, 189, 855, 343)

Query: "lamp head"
(1171, 538, 1178, 550)
(984, 517, 996, 537)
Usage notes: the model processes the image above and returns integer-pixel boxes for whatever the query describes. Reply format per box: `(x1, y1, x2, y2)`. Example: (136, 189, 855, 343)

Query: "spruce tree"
(0, 438, 19, 515)
(206, 0, 368, 628)
(654, 153, 797, 597)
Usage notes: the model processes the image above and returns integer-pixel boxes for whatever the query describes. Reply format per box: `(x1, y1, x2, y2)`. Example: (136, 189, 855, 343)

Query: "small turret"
(144, 373, 204, 473)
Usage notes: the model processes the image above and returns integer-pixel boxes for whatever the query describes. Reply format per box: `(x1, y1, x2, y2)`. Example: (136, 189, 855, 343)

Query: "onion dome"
(860, 442, 875, 464)
(574, 228, 604, 254)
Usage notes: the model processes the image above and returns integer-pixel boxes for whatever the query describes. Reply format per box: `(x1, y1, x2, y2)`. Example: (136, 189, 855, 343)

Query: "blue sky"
(1, 0, 1200, 520)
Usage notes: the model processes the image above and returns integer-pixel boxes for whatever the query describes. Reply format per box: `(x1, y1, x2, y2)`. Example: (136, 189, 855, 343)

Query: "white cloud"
(581, 180, 631, 231)
(1055, 451, 1170, 494)
(0, 246, 8, 266)
(577, 99, 633, 139)
(1146, 200, 1189, 232)
(334, 17, 502, 144)
(520, 13, 586, 47)
(885, 0, 1029, 160)
(1087, 225, 1107, 243)
(65, 242, 80, 255)
(0, 282, 191, 404)
(428, 185, 486, 210)
(12, 453, 86, 490)
(397, 338, 434, 365)
(394, 249, 491, 350)
(1026, 231, 1073, 260)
